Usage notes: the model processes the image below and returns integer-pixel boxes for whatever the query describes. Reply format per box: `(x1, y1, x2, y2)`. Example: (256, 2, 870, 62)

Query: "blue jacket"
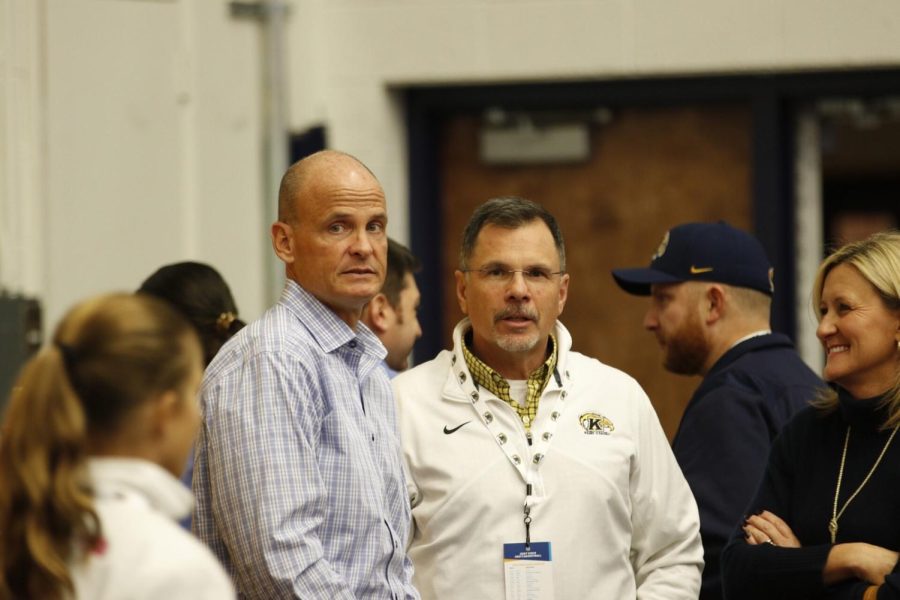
(672, 333, 824, 600)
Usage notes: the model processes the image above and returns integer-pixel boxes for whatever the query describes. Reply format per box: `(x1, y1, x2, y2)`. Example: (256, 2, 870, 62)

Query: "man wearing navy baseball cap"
(612, 221, 823, 600)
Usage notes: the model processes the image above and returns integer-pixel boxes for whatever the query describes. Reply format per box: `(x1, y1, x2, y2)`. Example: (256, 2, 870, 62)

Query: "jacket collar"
(442, 318, 571, 403)
(88, 457, 193, 521)
(705, 332, 794, 379)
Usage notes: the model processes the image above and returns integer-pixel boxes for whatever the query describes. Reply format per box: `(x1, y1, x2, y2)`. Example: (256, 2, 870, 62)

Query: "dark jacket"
(672, 333, 824, 600)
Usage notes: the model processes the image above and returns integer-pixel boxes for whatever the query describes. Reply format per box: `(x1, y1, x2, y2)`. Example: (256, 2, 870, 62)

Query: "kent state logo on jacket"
(579, 412, 615, 435)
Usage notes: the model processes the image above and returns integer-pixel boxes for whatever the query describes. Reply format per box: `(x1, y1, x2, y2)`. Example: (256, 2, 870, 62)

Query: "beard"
(496, 330, 541, 353)
(494, 304, 541, 354)
(661, 313, 709, 376)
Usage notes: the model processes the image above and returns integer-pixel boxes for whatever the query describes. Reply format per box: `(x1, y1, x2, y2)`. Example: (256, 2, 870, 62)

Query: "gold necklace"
(829, 424, 900, 543)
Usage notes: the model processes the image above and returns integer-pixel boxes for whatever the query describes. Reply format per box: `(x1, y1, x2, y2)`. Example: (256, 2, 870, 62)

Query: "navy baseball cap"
(611, 221, 774, 296)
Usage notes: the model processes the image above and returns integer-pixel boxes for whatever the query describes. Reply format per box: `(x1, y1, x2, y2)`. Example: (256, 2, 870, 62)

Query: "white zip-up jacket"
(71, 458, 235, 599)
(393, 319, 703, 599)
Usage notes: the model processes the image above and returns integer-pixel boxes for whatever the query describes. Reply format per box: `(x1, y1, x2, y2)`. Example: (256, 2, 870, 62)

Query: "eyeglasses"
(461, 266, 564, 285)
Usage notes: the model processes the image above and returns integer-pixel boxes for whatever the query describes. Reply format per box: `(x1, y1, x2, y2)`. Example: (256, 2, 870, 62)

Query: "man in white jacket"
(392, 197, 703, 600)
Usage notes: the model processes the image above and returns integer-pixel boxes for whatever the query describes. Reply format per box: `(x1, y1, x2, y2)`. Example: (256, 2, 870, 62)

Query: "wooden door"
(438, 104, 752, 439)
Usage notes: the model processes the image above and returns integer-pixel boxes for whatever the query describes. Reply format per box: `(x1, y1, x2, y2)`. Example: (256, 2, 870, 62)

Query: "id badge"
(503, 542, 554, 600)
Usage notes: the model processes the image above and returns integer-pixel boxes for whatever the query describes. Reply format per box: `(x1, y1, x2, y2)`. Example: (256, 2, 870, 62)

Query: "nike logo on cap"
(443, 421, 471, 435)
(689, 266, 714, 274)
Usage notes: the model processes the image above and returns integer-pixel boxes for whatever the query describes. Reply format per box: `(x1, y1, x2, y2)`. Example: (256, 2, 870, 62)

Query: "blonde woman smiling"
(722, 231, 900, 600)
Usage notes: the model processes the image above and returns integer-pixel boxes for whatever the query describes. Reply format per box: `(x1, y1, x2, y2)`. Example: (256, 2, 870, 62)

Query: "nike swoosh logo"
(689, 266, 714, 274)
(443, 421, 471, 435)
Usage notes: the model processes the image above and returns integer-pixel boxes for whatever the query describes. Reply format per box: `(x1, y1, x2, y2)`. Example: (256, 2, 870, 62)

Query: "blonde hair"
(0, 293, 200, 599)
(810, 230, 900, 426)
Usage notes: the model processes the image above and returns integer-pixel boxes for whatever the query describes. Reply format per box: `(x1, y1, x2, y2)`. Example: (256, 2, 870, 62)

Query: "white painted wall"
(285, 0, 900, 246)
(2, 0, 265, 330)
(2, 0, 899, 334)
(1, 0, 45, 298)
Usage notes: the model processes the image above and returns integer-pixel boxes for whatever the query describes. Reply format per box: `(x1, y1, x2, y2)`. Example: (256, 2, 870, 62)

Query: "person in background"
(361, 238, 422, 377)
(0, 293, 235, 600)
(394, 197, 702, 599)
(138, 261, 246, 367)
(193, 150, 418, 599)
(722, 230, 900, 600)
(612, 221, 823, 599)
(138, 261, 246, 525)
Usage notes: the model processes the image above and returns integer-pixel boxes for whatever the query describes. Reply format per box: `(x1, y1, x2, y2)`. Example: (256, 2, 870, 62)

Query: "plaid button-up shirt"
(193, 280, 418, 599)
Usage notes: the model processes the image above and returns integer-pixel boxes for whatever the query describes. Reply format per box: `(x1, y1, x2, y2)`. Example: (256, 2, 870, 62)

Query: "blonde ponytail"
(0, 293, 199, 599)
(0, 347, 100, 599)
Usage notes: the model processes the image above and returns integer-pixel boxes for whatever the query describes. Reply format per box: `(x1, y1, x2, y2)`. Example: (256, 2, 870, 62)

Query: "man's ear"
(364, 293, 392, 334)
(455, 270, 469, 316)
(271, 221, 295, 264)
(705, 284, 726, 324)
(557, 272, 570, 315)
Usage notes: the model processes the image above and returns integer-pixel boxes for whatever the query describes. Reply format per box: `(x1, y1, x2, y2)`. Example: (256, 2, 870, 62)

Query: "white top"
(507, 379, 528, 407)
(70, 458, 235, 600)
(393, 319, 703, 600)
(730, 329, 773, 348)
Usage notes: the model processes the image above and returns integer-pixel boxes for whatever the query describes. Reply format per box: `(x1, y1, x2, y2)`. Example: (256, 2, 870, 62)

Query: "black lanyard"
(523, 482, 533, 550)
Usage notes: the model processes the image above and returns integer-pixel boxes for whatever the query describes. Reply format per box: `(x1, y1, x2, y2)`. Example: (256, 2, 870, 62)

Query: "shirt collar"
(460, 327, 558, 398)
(280, 279, 386, 360)
(837, 385, 891, 428)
